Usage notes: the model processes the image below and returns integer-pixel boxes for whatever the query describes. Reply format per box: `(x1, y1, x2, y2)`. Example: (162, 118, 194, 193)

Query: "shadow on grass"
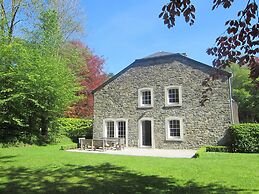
(0, 155, 17, 163)
(0, 159, 255, 194)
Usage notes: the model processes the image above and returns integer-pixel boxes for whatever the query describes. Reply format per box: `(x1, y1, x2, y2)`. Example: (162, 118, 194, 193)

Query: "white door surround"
(138, 118, 155, 148)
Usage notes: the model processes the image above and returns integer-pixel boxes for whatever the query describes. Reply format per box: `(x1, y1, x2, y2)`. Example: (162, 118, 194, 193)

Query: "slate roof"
(92, 52, 231, 93)
(143, 51, 173, 59)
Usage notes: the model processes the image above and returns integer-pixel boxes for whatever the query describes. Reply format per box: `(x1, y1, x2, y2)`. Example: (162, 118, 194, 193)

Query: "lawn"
(0, 143, 258, 194)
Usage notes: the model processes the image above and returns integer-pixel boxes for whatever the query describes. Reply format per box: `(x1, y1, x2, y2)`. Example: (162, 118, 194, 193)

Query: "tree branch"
(0, 0, 7, 32)
(8, 0, 23, 41)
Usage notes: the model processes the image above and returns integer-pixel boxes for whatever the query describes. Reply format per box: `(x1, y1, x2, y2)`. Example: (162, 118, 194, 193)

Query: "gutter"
(228, 73, 234, 124)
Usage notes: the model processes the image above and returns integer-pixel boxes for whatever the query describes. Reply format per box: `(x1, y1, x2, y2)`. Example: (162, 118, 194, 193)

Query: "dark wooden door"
(142, 120, 151, 146)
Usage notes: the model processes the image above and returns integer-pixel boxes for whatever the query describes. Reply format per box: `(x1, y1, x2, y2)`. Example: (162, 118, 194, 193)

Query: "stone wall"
(93, 57, 232, 149)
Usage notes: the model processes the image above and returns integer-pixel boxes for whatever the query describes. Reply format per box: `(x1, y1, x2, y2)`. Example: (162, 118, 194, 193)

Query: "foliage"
(159, 0, 259, 84)
(0, 2, 95, 145)
(54, 118, 93, 142)
(194, 146, 206, 158)
(0, 145, 259, 193)
(35, 10, 63, 48)
(0, 0, 83, 41)
(205, 146, 229, 153)
(228, 64, 259, 122)
(60, 143, 77, 150)
(27, 0, 84, 40)
(194, 146, 229, 158)
(65, 41, 108, 118)
(0, 36, 80, 143)
(229, 123, 259, 153)
(0, 141, 32, 148)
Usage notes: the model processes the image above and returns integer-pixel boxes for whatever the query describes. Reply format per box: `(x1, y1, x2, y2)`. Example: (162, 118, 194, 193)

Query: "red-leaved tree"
(65, 41, 108, 118)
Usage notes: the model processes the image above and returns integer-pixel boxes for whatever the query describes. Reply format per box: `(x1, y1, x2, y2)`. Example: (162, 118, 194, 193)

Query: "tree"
(0, 0, 23, 41)
(159, 0, 259, 85)
(0, 0, 83, 42)
(65, 41, 108, 118)
(0, 10, 80, 143)
(0, 39, 80, 141)
(228, 64, 259, 122)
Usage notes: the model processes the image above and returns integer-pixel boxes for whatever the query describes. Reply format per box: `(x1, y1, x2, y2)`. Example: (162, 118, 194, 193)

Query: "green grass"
(0, 143, 258, 194)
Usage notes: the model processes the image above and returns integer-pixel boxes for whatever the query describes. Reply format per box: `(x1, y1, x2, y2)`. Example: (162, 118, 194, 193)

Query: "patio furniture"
(79, 138, 93, 150)
(78, 137, 126, 151)
(78, 137, 85, 149)
(117, 138, 125, 150)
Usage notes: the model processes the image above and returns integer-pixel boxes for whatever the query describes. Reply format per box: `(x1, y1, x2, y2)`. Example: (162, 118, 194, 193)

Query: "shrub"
(54, 118, 93, 142)
(229, 123, 259, 153)
(0, 141, 32, 148)
(205, 146, 229, 153)
(194, 147, 206, 158)
(60, 143, 78, 150)
(195, 146, 230, 158)
(0, 128, 44, 145)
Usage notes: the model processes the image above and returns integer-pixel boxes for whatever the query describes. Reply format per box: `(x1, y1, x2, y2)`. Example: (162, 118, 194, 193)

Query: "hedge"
(229, 123, 259, 153)
(54, 118, 93, 142)
(205, 146, 229, 153)
(60, 143, 78, 150)
(194, 147, 206, 158)
(194, 146, 229, 158)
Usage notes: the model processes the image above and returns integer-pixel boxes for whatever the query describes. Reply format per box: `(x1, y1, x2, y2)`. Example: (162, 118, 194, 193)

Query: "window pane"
(169, 120, 180, 137)
(168, 88, 179, 103)
(118, 121, 126, 138)
(142, 90, 151, 105)
(107, 121, 114, 138)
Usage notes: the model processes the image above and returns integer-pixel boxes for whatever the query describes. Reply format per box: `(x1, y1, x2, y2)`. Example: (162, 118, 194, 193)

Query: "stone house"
(92, 52, 236, 149)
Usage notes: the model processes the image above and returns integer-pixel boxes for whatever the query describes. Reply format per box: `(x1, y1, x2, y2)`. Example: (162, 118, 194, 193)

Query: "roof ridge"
(143, 51, 174, 59)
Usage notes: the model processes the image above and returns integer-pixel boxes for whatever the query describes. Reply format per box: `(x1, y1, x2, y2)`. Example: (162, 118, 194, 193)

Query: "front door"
(142, 120, 152, 146)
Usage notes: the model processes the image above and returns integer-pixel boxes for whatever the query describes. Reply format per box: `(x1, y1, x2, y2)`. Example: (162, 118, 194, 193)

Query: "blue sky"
(79, 1, 246, 74)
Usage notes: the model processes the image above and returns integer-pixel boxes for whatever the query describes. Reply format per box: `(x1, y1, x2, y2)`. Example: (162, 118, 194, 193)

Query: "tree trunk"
(0, 0, 6, 33)
(28, 115, 37, 133)
(40, 116, 48, 136)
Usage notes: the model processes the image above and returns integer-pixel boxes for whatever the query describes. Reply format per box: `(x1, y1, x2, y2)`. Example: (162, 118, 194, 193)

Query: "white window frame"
(103, 119, 115, 138)
(165, 117, 184, 141)
(117, 119, 127, 139)
(164, 86, 182, 107)
(103, 118, 128, 147)
(138, 87, 154, 108)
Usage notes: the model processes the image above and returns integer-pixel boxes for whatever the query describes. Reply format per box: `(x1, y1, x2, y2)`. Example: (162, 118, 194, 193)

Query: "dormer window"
(165, 86, 182, 107)
(138, 88, 153, 108)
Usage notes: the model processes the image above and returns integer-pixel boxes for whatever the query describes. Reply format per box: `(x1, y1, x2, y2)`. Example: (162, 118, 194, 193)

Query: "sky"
(79, 1, 247, 74)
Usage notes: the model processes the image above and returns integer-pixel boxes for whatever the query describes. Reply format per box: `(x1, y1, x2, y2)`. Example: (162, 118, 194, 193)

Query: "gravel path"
(67, 148, 197, 158)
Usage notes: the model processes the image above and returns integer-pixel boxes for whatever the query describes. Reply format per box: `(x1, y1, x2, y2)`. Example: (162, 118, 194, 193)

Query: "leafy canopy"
(0, 10, 81, 143)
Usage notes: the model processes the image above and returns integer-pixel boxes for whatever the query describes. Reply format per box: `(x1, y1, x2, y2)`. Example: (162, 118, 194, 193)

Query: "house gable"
(92, 52, 231, 93)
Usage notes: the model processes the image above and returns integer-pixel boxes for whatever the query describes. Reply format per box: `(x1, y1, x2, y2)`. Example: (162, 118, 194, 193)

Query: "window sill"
(138, 105, 153, 109)
(165, 138, 183, 142)
(165, 103, 182, 107)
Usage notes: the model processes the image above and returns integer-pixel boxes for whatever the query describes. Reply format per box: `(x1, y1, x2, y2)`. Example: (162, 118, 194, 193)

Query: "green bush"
(205, 146, 229, 153)
(0, 141, 32, 148)
(195, 146, 230, 158)
(60, 143, 77, 150)
(194, 146, 206, 158)
(229, 123, 259, 153)
(0, 127, 46, 145)
(54, 118, 93, 142)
